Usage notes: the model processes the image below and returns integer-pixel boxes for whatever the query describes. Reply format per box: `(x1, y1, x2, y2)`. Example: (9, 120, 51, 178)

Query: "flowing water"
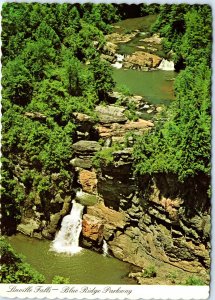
(158, 59, 175, 71)
(8, 234, 136, 284)
(102, 240, 109, 257)
(51, 200, 84, 255)
(111, 54, 124, 69)
(113, 68, 176, 105)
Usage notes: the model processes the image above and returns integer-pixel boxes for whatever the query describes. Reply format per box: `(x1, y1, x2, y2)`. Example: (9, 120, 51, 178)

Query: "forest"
(1, 3, 212, 285)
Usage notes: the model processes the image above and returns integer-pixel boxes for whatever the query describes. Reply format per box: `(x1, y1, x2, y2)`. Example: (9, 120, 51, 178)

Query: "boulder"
(95, 105, 127, 124)
(17, 218, 40, 237)
(105, 32, 137, 44)
(123, 51, 162, 69)
(95, 119, 153, 141)
(124, 119, 154, 130)
(24, 112, 46, 121)
(78, 169, 97, 194)
(87, 202, 127, 230)
(100, 53, 115, 63)
(73, 112, 93, 123)
(141, 33, 162, 45)
(72, 140, 101, 154)
(103, 41, 118, 55)
(76, 190, 98, 206)
(70, 157, 92, 169)
(82, 214, 104, 243)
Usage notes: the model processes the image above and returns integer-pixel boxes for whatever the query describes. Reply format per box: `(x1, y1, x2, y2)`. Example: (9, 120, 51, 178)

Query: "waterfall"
(158, 59, 175, 71)
(111, 54, 124, 69)
(51, 200, 84, 255)
(102, 240, 109, 257)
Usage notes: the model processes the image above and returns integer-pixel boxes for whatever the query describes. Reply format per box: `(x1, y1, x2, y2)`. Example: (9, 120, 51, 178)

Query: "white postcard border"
(0, 0, 214, 300)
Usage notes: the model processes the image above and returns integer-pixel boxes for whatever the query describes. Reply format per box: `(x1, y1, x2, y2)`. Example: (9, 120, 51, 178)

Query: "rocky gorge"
(15, 97, 210, 284)
(13, 20, 210, 285)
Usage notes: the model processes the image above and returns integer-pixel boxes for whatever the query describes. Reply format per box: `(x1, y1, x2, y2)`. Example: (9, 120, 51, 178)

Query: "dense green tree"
(1, 2, 117, 239)
(133, 5, 211, 186)
(2, 58, 33, 106)
(0, 237, 45, 283)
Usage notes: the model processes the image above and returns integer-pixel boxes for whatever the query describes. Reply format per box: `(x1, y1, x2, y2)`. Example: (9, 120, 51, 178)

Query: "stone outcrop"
(94, 160, 211, 274)
(78, 169, 97, 194)
(82, 214, 104, 243)
(81, 202, 127, 246)
(17, 218, 41, 237)
(97, 148, 136, 211)
(140, 33, 162, 45)
(106, 32, 137, 44)
(95, 105, 127, 124)
(73, 112, 97, 141)
(16, 170, 73, 240)
(72, 140, 101, 154)
(70, 157, 93, 169)
(123, 51, 162, 70)
(24, 112, 46, 121)
(96, 119, 154, 143)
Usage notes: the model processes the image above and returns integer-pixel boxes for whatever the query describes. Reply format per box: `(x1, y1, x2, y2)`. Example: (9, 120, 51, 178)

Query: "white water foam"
(158, 59, 175, 71)
(51, 200, 84, 255)
(102, 240, 109, 257)
(111, 54, 124, 69)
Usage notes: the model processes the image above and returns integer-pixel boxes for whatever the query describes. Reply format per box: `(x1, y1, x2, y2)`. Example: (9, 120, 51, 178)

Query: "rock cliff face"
(79, 143, 210, 275)
(69, 105, 211, 276)
(14, 99, 210, 279)
(15, 167, 74, 240)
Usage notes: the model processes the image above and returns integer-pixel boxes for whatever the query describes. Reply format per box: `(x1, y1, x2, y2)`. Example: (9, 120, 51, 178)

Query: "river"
(8, 234, 136, 284)
(113, 68, 176, 105)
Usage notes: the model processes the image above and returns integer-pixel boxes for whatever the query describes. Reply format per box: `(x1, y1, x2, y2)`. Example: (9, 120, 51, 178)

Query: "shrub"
(143, 265, 157, 278)
(185, 275, 205, 286)
(92, 143, 122, 168)
(52, 275, 70, 284)
(0, 237, 45, 283)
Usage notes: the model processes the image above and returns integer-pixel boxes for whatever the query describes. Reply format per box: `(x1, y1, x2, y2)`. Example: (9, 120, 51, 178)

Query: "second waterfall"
(51, 200, 84, 255)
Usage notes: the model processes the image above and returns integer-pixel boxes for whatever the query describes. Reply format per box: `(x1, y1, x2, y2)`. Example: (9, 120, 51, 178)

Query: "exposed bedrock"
(82, 147, 210, 274)
(13, 98, 210, 277)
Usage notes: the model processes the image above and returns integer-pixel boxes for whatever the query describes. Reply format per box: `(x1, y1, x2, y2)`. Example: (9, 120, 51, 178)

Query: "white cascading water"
(102, 240, 109, 257)
(51, 200, 84, 255)
(111, 54, 124, 69)
(158, 59, 175, 71)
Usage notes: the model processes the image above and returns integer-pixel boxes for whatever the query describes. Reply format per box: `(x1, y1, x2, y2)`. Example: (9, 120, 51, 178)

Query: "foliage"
(124, 101, 139, 121)
(143, 265, 157, 278)
(151, 4, 212, 68)
(133, 5, 211, 184)
(166, 271, 179, 284)
(140, 4, 160, 16)
(52, 275, 70, 284)
(1, 2, 118, 234)
(82, 3, 120, 34)
(117, 85, 132, 97)
(92, 143, 123, 168)
(185, 275, 205, 286)
(0, 237, 45, 283)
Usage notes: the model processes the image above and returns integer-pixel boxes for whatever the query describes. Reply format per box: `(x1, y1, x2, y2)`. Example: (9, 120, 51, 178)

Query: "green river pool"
(8, 234, 136, 284)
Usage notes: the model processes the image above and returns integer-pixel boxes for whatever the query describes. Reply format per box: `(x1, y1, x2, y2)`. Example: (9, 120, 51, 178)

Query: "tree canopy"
(133, 5, 211, 185)
(1, 2, 117, 234)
